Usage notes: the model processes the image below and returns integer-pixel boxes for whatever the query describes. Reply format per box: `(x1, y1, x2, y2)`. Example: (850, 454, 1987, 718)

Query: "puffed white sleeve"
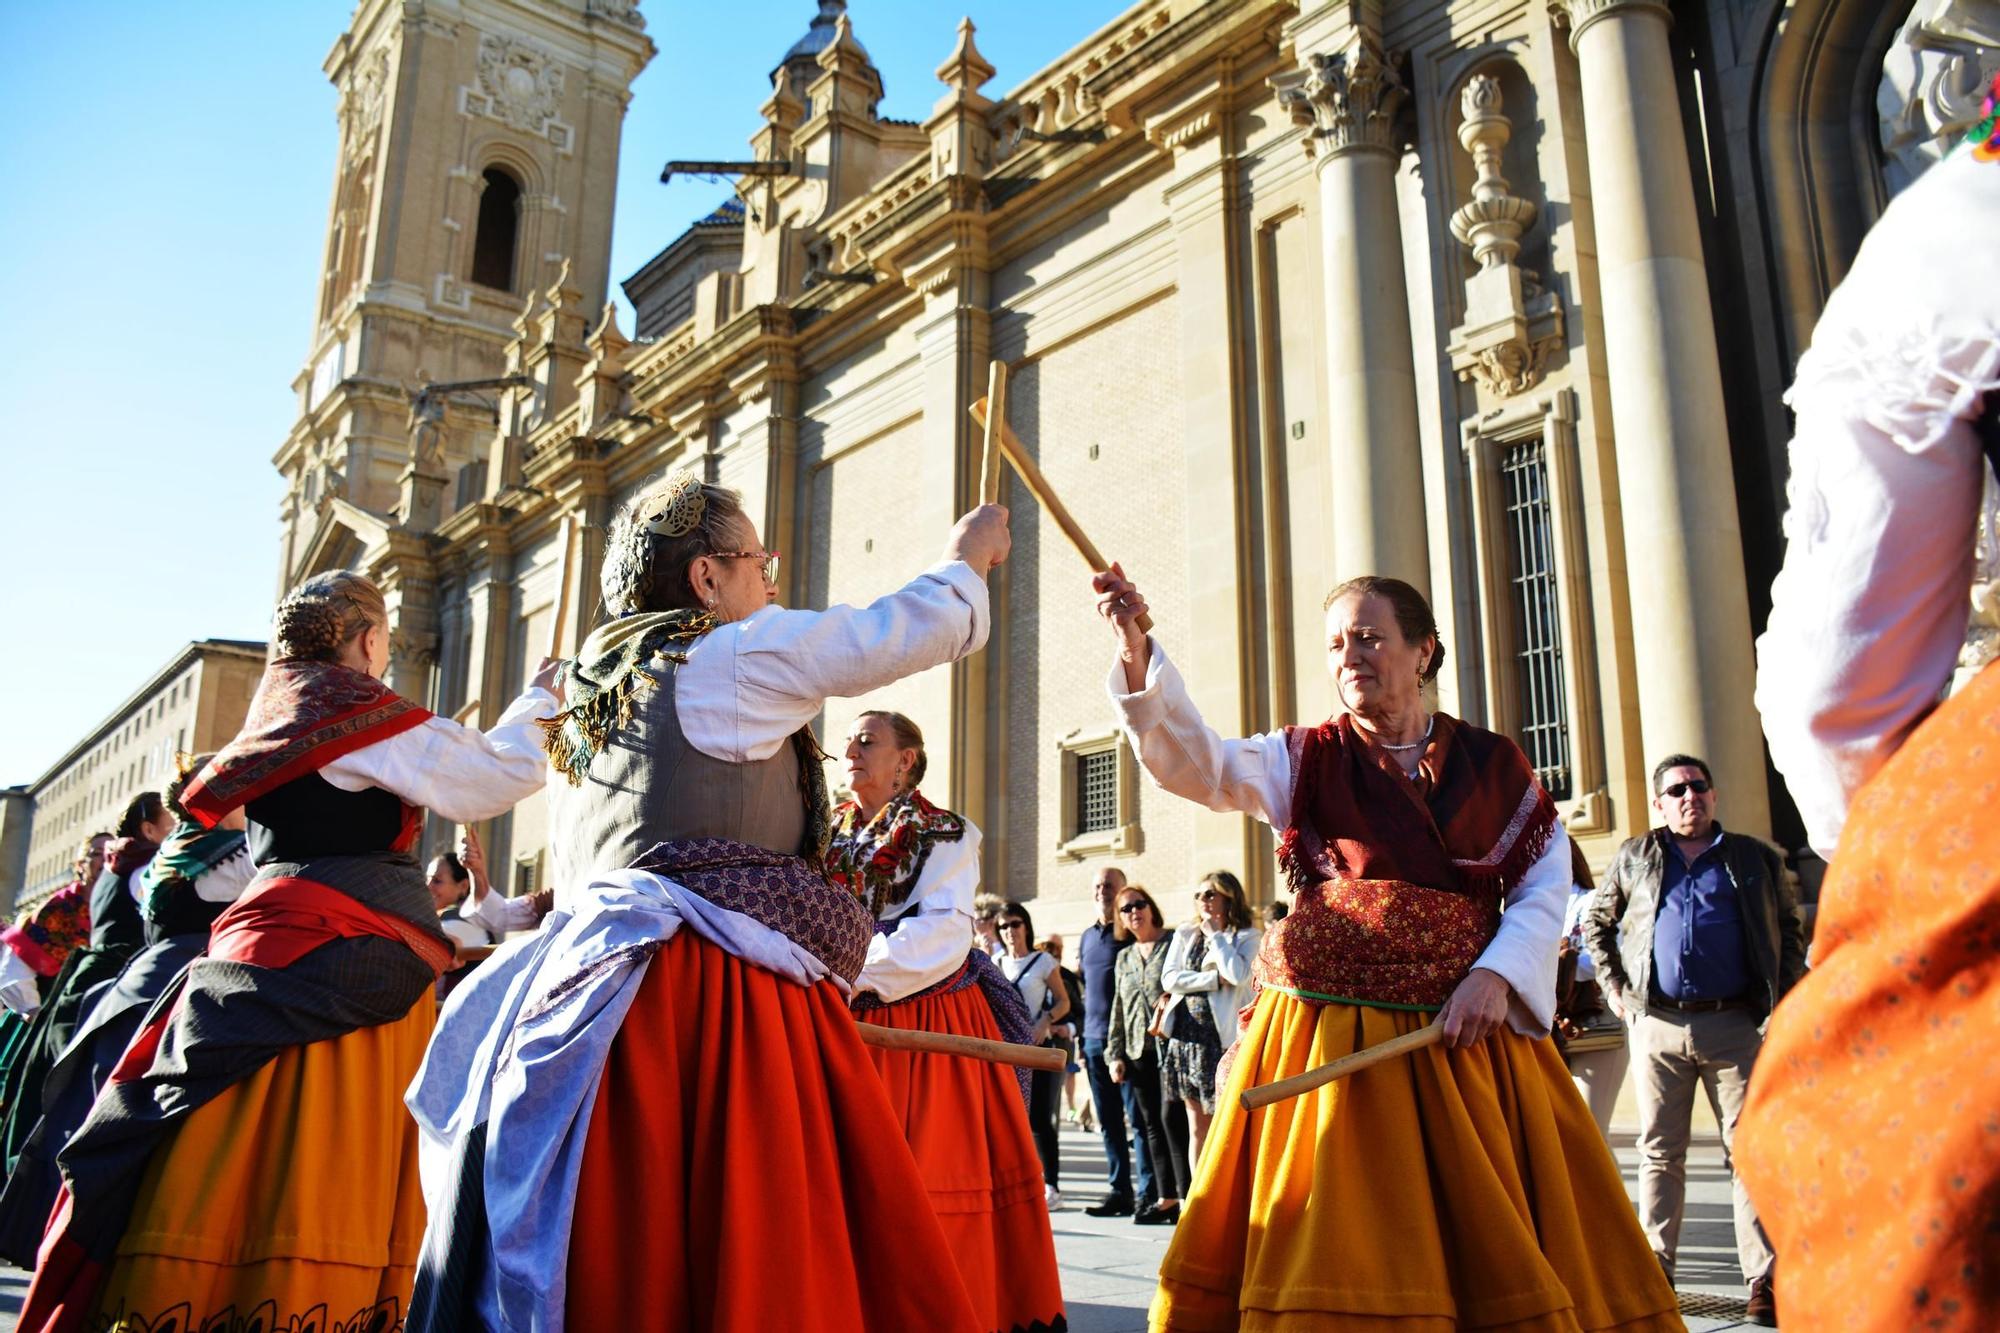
(319, 685, 556, 821)
(460, 888, 543, 936)
(1754, 148, 2000, 857)
(1471, 822, 1572, 1036)
(1106, 641, 1292, 828)
(193, 847, 258, 904)
(855, 823, 981, 1003)
(677, 562, 990, 762)
(0, 950, 40, 1017)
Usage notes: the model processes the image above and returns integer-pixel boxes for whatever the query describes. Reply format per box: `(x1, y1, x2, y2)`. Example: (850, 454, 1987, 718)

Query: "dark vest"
(143, 877, 230, 947)
(246, 772, 406, 866)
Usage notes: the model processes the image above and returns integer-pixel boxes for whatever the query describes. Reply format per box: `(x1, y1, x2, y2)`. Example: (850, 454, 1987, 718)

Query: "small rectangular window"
(1076, 749, 1118, 835)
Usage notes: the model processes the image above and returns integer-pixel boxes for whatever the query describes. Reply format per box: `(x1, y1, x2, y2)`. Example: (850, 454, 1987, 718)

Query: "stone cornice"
(1275, 32, 1407, 159)
(1549, 0, 1673, 50)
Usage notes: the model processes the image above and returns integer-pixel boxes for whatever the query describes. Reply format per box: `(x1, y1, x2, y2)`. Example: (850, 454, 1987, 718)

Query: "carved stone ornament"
(586, 0, 645, 30)
(1274, 34, 1406, 157)
(1878, 0, 2000, 197)
(1548, 0, 1672, 51)
(470, 33, 566, 136)
(1444, 75, 1564, 397)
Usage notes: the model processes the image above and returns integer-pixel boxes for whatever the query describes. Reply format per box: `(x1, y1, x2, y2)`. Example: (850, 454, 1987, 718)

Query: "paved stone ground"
(0, 1125, 1764, 1331)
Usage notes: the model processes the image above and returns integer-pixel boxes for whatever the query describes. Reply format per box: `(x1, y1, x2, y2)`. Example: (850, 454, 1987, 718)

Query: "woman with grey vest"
(408, 471, 1011, 1332)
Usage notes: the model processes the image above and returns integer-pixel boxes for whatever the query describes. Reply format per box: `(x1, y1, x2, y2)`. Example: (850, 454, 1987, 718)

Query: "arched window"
(471, 167, 522, 291)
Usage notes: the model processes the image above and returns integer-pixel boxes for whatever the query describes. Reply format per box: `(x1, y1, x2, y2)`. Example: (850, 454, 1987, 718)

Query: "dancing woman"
(20, 569, 554, 1331)
(408, 473, 1010, 1331)
(834, 710, 1065, 1333)
(1092, 566, 1680, 1332)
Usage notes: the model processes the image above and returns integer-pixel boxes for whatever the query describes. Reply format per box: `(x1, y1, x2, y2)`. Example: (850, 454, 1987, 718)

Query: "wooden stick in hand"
(967, 398, 1154, 633)
(1237, 1022, 1443, 1111)
(547, 515, 578, 660)
(980, 360, 1009, 506)
(856, 1021, 1067, 1072)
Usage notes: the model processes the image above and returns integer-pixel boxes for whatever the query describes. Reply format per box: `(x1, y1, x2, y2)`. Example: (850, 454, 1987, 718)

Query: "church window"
(471, 167, 523, 292)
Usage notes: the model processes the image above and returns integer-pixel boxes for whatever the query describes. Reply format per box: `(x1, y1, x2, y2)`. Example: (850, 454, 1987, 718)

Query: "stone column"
(1278, 33, 1431, 593)
(1558, 0, 1770, 833)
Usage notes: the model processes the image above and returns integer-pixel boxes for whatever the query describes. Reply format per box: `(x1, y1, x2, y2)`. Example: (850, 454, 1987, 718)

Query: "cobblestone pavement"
(0, 1125, 1767, 1331)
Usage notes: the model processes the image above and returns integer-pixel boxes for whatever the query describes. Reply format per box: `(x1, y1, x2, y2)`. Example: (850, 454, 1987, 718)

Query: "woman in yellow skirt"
(1090, 566, 1681, 1333)
(21, 570, 555, 1332)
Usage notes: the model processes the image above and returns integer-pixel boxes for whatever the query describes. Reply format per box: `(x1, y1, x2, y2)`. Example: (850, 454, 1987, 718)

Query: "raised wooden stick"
(980, 360, 1009, 506)
(546, 515, 578, 660)
(856, 1022, 1067, 1072)
(1238, 1022, 1444, 1111)
(968, 398, 1154, 633)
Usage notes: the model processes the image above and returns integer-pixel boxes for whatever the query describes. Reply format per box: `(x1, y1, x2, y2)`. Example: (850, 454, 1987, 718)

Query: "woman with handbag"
(997, 902, 1069, 1209)
(1160, 871, 1261, 1163)
(1106, 885, 1193, 1227)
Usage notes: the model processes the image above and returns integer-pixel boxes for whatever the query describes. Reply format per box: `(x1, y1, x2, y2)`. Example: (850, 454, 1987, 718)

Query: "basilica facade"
(273, 0, 1996, 927)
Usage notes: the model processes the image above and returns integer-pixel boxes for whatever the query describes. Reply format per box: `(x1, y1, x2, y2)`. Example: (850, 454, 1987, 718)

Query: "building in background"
(271, 0, 1999, 935)
(14, 641, 267, 911)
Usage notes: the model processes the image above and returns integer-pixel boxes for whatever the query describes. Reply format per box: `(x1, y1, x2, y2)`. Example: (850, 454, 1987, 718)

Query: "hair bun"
(273, 594, 343, 660)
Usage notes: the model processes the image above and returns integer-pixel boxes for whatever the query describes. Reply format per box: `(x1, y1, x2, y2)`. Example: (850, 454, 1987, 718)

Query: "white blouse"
(1106, 642, 1571, 1035)
(854, 820, 983, 1004)
(1755, 147, 2000, 857)
(460, 886, 543, 938)
(1000, 949, 1061, 1020)
(320, 684, 557, 823)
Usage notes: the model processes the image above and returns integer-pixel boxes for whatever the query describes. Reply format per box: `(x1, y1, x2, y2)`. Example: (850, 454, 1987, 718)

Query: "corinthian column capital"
(1550, 0, 1672, 52)
(1275, 32, 1407, 159)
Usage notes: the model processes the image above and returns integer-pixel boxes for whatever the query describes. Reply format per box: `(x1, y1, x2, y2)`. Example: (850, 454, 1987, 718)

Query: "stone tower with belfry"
(274, 0, 651, 700)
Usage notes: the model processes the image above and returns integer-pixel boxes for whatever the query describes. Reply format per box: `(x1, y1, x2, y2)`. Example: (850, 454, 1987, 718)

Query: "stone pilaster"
(1554, 0, 1770, 833)
(1277, 29, 1431, 593)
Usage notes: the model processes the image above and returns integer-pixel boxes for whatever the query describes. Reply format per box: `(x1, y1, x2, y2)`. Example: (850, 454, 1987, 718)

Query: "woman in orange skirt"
(20, 570, 554, 1332)
(1092, 567, 1681, 1333)
(832, 710, 1065, 1333)
(407, 473, 1012, 1330)
(1744, 107, 2000, 1332)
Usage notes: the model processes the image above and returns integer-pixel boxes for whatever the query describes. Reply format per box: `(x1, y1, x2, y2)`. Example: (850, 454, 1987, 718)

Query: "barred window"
(1076, 748, 1119, 835)
(1500, 438, 1572, 800)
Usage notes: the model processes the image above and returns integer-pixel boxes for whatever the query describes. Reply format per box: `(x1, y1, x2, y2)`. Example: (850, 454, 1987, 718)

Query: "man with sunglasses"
(1585, 753, 1805, 1326)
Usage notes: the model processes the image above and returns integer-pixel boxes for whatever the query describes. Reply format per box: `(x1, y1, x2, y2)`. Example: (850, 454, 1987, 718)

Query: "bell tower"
(276, 0, 652, 590)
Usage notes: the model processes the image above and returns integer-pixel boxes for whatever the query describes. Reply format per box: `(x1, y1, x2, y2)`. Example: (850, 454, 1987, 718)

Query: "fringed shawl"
(181, 660, 432, 828)
(825, 790, 967, 918)
(1279, 712, 1557, 904)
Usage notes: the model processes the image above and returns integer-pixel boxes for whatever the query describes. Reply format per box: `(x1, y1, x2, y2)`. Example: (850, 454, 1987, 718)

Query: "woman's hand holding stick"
(1094, 564, 1153, 695)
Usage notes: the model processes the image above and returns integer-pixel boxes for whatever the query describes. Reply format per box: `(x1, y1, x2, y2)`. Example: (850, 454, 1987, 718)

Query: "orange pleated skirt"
(859, 981, 1064, 1333)
(89, 993, 435, 1330)
(1152, 998, 1683, 1333)
(566, 929, 983, 1332)
(1737, 663, 2000, 1332)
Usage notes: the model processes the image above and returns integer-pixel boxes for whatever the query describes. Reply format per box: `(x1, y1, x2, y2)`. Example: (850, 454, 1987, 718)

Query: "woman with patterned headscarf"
(407, 473, 1011, 1331)
(19, 569, 555, 1331)
(832, 709, 1064, 1333)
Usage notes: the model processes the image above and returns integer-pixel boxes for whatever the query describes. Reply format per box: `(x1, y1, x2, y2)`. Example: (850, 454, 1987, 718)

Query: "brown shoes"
(1745, 1272, 1778, 1327)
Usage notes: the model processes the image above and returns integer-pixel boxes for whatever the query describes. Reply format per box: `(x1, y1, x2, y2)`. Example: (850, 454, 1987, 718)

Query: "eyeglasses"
(1117, 902, 1148, 915)
(1659, 780, 1712, 799)
(710, 550, 782, 586)
(1000, 919, 1028, 931)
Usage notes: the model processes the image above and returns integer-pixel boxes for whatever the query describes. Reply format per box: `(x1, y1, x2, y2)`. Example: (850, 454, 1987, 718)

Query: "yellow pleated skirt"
(1152, 996, 1683, 1333)
(92, 993, 436, 1330)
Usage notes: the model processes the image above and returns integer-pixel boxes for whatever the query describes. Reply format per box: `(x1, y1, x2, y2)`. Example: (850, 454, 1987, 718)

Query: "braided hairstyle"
(162, 752, 218, 823)
(273, 570, 387, 663)
(600, 473, 750, 617)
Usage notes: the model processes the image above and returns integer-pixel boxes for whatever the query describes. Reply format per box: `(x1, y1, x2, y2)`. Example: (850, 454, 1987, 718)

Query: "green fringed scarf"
(539, 610, 833, 870)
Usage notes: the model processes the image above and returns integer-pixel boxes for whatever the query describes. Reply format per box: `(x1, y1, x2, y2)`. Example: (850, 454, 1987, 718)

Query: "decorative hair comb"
(643, 470, 706, 538)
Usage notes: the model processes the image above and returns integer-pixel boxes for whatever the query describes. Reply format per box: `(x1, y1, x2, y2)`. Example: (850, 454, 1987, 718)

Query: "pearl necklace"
(1371, 717, 1434, 752)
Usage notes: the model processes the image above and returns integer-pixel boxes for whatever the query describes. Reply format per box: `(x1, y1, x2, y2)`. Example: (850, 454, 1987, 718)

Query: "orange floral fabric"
(1256, 877, 1497, 1010)
(1738, 662, 2000, 1332)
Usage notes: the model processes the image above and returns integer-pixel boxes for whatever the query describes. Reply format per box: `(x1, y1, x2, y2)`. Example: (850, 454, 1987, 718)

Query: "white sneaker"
(1044, 1184, 1063, 1211)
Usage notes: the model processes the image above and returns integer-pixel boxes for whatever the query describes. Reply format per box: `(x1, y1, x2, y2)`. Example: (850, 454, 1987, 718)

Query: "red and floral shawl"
(180, 659, 433, 830)
(1261, 712, 1558, 1011)
(824, 789, 968, 919)
(2, 881, 92, 978)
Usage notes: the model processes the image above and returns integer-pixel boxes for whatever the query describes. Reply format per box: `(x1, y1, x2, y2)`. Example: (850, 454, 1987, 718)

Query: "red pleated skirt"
(859, 983, 1065, 1333)
(566, 930, 983, 1332)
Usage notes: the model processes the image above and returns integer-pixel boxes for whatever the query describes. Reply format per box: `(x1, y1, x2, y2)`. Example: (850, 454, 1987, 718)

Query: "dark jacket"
(1584, 826, 1807, 1022)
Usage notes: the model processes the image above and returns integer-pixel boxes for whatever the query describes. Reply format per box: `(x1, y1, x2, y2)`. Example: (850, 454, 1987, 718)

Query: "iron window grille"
(1500, 438, 1573, 800)
(1077, 748, 1119, 836)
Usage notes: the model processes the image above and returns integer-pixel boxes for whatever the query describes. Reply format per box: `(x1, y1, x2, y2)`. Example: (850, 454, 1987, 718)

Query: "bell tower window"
(471, 167, 522, 292)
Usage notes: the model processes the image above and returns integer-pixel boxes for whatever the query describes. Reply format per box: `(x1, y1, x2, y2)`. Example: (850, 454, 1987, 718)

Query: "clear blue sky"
(0, 0, 1124, 785)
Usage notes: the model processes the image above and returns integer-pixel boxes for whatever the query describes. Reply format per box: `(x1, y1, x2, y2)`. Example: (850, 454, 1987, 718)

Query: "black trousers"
(1128, 1044, 1192, 1201)
(1027, 1061, 1062, 1187)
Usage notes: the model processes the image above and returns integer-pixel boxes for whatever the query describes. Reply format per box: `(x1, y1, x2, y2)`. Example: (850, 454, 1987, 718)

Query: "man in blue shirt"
(1076, 865, 1154, 1216)
(1586, 754, 1806, 1327)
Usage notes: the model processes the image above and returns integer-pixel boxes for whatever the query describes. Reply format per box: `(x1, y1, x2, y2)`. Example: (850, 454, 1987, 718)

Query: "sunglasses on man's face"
(1659, 780, 1712, 799)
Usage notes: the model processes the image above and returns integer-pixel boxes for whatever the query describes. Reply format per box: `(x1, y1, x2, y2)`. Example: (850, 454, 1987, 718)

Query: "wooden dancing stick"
(546, 515, 578, 660)
(856, 1022, 1068, 1073)
(980, 360, 1009, 506)
(967, 398, 1155, 633)
(1237, 1022, 1444, 1111)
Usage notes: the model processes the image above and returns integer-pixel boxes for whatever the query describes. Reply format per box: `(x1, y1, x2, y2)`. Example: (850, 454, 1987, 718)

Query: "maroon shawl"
(180, 659, 432, 829)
